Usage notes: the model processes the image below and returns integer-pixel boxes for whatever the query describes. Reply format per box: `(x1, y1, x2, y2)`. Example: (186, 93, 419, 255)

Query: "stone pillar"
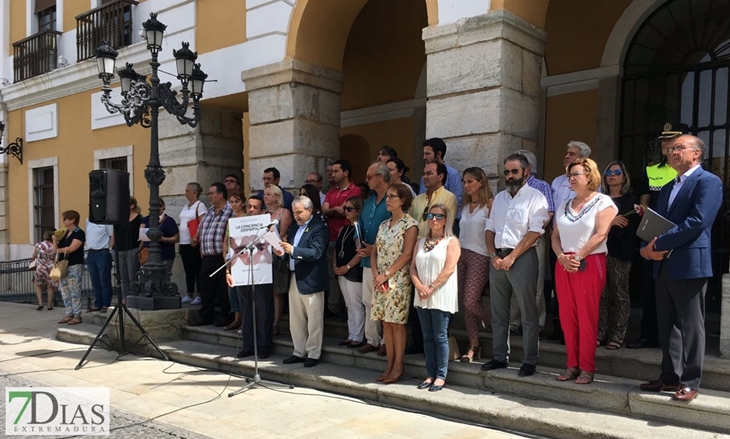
(241, 59, 343, 193)
(157, 108, 244, 290)
(423, 10, 546, 182)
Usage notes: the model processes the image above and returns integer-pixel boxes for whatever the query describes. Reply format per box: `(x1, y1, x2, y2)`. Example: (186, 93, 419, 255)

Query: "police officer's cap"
(658, 122, 689, 139)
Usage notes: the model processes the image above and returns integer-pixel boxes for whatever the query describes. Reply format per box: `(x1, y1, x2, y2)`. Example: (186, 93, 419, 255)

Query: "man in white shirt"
(483, 153, 549, 378)
(86, 218, 114, 312)
(547, 141, 592, 342)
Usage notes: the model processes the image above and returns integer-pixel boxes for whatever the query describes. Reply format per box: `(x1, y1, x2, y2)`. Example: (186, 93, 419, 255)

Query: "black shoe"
(417, 380, 433, 390)
(303, 358, 319, 367)
(236, 349, 254, 358)
(429, 383, 445, 392)
(404, 345, 424, 355)
(627, 338, 659, 349)
(481, 359, 508, 371)
(518, 363, 536, 377)
(258, 350, 270, 359)
(282, 355, 305, 364)
(509, 326, 522, 336)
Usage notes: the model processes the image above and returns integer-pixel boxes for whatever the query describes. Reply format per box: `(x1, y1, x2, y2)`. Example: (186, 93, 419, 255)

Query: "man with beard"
(483, 153, 549, 377)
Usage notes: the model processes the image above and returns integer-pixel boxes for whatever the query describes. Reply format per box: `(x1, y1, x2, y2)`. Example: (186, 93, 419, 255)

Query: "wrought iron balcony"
(12, 29, 62, 83)
(76, 0, 138, 62)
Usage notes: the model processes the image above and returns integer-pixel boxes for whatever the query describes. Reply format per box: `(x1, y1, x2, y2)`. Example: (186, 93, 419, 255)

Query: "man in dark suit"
(639, 135, 722, 402)
(275, 196, 329, 368)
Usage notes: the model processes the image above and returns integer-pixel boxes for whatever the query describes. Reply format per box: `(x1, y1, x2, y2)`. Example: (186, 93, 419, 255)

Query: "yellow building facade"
(1, 1, 729, 309)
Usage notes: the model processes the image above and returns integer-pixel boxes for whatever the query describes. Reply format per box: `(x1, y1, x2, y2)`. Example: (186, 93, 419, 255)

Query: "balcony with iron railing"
(76, 0, 139, 63)
(12, 29, 63, 83)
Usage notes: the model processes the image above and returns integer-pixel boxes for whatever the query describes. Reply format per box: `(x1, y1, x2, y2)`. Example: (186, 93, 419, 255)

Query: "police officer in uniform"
(628, 122, 687, 349)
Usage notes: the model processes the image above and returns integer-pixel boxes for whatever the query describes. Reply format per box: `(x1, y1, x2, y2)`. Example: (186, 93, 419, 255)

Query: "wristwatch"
(346, 264, 351, 270)
(574, 255, 583, 262)
(384, 269, 390, 277)
(487, 252, 497, 259)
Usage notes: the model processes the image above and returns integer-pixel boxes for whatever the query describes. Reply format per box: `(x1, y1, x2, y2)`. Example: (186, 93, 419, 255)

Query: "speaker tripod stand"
(76, 242, 168, 369)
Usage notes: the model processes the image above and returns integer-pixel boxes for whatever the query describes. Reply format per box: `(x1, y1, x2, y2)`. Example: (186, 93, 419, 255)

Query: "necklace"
(338, 225, 355, 259)
(423, 236, 444, 252)
(563, 195, 600, 223)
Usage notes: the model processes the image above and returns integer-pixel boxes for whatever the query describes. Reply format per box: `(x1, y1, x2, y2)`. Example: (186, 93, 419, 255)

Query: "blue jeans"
(87, 250, 112, 308)
(417, 307, 451, 381)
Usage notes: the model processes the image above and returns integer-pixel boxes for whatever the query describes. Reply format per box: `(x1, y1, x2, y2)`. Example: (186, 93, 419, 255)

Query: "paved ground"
(0, 302, 529, 439)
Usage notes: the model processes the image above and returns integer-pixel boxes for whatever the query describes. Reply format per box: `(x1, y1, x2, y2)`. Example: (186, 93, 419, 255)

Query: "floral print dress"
(34, 240, 58, 288)
(371, 215, 418, 324)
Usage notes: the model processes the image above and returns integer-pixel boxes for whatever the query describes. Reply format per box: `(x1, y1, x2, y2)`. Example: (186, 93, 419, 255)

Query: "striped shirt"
(527, 175, 555, 213)
(199, 204, 233, 256)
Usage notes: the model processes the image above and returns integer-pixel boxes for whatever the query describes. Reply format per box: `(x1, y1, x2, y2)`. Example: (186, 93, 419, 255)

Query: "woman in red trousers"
(551, 158, 617, 384)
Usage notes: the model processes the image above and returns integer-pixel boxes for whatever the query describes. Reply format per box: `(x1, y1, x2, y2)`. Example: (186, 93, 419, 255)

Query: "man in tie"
(639, 135, 722, 402)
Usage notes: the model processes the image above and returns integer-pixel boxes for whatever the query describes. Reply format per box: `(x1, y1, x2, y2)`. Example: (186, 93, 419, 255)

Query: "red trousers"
(554, 253, 606, 373)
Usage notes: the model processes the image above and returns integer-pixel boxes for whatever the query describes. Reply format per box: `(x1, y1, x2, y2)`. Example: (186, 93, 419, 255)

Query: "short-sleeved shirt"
(58, 227, 86, 266)
(527, 175, 555, 213)
(551, 174, 575, 210)
(419, 163, 463, 218)
(486, 185, 549, 249)
(359, 193, 391, 268)
(199, 204, 234, 256)
(555, 193, 618, 255)
(178, 200, 206, 245)
(141, 215, 179, 261)
(324, 182, 363, 241)
(85, 219, 113, 250)
(410, 186, 458, 238)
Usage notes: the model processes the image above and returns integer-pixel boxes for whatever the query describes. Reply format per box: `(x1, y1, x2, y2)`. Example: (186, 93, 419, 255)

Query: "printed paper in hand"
(262, 229, 283, 253)
(139, 228, 150, 242)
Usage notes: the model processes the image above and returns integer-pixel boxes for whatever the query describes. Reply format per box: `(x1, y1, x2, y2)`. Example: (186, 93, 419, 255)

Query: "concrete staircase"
(58, 308, 730, 439)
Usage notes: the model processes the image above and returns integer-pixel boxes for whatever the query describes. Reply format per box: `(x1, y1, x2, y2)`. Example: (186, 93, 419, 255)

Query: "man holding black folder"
(639, 135, 722, 402)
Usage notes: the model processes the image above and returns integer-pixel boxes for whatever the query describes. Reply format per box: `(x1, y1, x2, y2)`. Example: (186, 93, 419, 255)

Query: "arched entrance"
(619, 0, 730, 309)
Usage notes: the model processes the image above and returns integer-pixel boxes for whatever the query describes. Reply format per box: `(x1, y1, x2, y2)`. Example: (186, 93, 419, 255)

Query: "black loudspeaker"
(89, 169, 130, 225)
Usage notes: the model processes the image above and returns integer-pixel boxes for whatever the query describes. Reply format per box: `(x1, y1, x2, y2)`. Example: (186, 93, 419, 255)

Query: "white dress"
(413, 237, 459, 314)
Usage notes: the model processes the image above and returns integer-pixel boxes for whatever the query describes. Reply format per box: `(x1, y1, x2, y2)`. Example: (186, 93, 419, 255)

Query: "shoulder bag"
(49, 248, 68, 281)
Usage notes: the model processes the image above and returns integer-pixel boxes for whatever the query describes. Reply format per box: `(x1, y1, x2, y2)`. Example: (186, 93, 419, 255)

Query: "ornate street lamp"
(0, 121, 23, 164)
(94, 12, 207, 309)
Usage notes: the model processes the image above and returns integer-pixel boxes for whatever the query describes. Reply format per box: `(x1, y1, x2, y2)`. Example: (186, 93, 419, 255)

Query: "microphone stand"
(224, 223, 293, 396)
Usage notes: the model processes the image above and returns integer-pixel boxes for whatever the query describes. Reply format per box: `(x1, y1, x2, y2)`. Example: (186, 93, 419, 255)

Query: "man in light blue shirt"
(418, 138, 463, 219)
(86, 218, 114, 312)
(356, 162, 392, 354)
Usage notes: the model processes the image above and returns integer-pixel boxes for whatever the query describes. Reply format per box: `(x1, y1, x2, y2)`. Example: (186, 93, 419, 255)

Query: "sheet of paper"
(261, 229, 283, 253)
(139, 228, 150, 242)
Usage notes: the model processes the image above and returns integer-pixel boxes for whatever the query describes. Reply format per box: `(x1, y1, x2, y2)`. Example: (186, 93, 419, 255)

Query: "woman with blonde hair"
(552, 158, 617, 384)
(264, 184, 293, 335)
(410, 204, 460, 391)
(457, 167, 493, 362)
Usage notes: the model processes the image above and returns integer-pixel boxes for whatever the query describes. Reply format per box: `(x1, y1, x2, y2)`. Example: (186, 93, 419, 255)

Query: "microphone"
(264, 219, 279, 229)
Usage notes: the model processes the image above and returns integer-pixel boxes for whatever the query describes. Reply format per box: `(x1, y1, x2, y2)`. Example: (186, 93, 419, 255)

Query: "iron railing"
(76, 0, 138, 62)
(0, 253, 103, 305)
(12, 29, 62, 83)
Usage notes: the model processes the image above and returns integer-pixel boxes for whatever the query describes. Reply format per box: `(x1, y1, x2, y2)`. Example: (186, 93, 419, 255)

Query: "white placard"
(228, 215, 273, 286)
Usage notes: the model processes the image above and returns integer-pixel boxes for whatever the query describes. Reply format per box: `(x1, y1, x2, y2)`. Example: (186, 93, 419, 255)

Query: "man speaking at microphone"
(274, 196, 329, 368)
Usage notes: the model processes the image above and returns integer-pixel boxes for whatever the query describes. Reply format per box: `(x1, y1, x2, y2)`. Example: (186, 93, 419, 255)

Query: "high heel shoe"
(382, 371, 404, 384)
(460, 345, 481, 363)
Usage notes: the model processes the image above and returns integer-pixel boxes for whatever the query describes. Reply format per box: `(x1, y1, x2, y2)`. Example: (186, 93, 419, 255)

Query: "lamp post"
(95, 13, 208, 309)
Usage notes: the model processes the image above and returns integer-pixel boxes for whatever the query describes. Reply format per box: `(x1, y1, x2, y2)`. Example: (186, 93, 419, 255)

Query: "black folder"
(636, 207, 676, 242)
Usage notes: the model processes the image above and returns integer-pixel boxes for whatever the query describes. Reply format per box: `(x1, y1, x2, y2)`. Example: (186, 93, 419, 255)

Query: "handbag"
(448, 335, 461, 362)
(28, 260, 36, 271)
(49, 249, 68, 281)
(138, 247, 149, 265)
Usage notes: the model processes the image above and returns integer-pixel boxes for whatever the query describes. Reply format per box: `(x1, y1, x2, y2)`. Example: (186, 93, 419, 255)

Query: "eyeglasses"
(667, 144, 691, 154)
(568, 172, 585, 179)
(503, 169, 521, 176)
(305, 179, 319, 184)
(343, 206, 357, 212)
(385, 194, 400, 199)
(604, 169, 623, 176)
(426, 213, 445, 220)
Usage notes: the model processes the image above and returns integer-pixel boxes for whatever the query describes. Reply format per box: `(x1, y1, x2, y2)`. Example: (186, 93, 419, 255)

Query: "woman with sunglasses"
(457, 167, 493, 362)
(410, 204, 460, 391)
(334, 197, 365, 348)
(552, 158, 617, 384)
(597, 161, 640, 350)
(371, 183, 418, 384)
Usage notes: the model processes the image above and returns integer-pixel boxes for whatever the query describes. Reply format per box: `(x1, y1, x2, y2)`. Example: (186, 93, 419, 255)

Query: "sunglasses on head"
(426, 213, 445, 220)
(503, 169, 521, 176)
(604, 169, 623, 176)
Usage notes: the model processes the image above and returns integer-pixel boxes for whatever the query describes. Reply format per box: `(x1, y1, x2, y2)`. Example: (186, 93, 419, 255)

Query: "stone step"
(55, 324, 730, 439)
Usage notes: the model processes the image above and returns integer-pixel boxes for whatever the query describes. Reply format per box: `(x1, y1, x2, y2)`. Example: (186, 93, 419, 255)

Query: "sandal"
(223, 321, 242, 331)
(67, 317, 82, 325)
(575, 371, 594, 385)
(58, 316, 73, 324)
(556, 367, 580, 382)
(606, 340, 624, 350)
(460, 346, 481, 363)
(37, 305, 44, 311)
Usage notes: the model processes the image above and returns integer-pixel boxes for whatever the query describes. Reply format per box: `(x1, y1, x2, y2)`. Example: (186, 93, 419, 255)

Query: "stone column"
(423, 10, 546, 183)
(241, 59, 343, 193)
(157, 108, 244, 289)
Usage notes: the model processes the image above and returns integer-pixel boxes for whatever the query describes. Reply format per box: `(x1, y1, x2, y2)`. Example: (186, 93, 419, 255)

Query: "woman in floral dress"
(32, 230, 58, 310)
(371, 183, 418, 384)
